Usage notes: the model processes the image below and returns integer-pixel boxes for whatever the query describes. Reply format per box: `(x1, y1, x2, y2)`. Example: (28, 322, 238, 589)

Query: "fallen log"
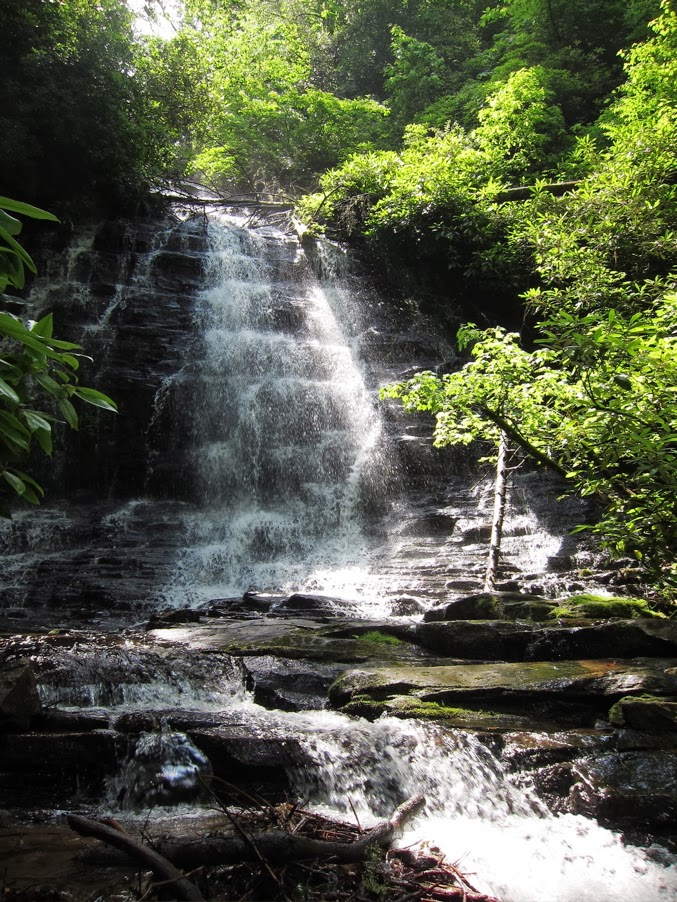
(71, 795, 425, 881)
(158, 793, 426, 868)
(67, 814, 204, 901)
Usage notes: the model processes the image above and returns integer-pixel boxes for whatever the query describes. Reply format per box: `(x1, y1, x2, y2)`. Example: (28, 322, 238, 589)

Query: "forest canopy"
(3, 0, 677, 596)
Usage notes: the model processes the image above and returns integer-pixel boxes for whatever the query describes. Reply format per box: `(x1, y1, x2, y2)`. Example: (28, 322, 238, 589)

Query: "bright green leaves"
(0, 198, 117, 512)
(383, 289, 677, 597)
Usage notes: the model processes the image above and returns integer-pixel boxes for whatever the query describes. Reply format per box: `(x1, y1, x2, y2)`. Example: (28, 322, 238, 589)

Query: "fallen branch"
(67, 814, 204, 902)
(157, 794, 425, 869)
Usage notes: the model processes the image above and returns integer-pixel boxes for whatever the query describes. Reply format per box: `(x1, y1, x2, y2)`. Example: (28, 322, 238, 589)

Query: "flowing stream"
(41, 655, 677, 902)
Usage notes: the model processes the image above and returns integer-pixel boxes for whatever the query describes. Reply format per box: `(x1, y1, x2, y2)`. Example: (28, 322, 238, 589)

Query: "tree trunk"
(484, 430, 509, 592)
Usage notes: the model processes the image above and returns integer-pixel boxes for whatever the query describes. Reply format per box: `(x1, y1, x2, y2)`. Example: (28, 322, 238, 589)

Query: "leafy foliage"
(0, 199, 116, 513)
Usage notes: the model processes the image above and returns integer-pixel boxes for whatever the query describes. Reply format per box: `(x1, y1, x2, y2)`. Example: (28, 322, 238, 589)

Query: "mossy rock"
(550, 594, 664, 621)
(608, 694, 677, 731)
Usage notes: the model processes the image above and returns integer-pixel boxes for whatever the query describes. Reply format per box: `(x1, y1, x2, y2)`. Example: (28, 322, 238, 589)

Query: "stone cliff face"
(0, 206, 600, 626)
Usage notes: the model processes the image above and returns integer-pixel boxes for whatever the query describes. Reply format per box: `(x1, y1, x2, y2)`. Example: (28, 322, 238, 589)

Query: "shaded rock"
(609, 695, 677, 731)
(241, 655, 344, 711)
(0, 662, 42, 730)
(570, 751, 677, 829)
(415, 620, 530, 660)
(523, 620, 677, 662)
(0, 730, 120, 790)
(424, 592, 557, 623)
(415, 619, 677, 663)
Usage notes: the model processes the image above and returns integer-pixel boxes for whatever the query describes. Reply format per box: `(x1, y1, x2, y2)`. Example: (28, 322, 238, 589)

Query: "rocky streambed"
(1, 590, 677, 900)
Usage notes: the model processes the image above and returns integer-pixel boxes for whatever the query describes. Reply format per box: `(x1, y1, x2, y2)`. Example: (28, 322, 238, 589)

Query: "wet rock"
(608, 695, 677, 731)
(570, 751, 677, 829)
(0, 662, 41, 730)
(188, 727, 309, 799)
(241, 655, 344, 711)
(390, 595, 427, 616)
(111, 729, 212, 809)
(269, 593, 345, 618)
(423, 592, 557, 623)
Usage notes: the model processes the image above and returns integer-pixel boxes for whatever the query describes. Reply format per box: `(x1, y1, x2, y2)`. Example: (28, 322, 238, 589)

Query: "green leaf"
(0, 210, 22, 236)
(0, 377, 20, 404)
(32, 426, 53, 456)
(0, 224, 36, 273)
(21, 410, 52, 433)
(0, 197, 59, 222)
(59, 398, 78, 429)
(34, 372, 64, 396)
(0, 314, 74, 363)
(30, 314, 54, 339)
(0, 409, 30, 443)
(73, 386, 118, 412)
(2, 470, 27, 496)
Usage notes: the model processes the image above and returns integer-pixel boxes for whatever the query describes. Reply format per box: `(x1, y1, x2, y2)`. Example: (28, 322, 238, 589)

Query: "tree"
(0, 198, 117, 514)
(187, 0, 389, 193)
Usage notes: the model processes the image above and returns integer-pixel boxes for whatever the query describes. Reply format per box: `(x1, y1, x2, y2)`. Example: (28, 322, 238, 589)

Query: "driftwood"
(68, 814, 204, 901)
(157, 794, 426, 868)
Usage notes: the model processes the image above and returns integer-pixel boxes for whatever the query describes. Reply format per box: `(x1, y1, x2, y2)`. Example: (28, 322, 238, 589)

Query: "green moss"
(355, 631, 402, 646)
(550, 594, 664, 620)
(340, 695, 389, 720)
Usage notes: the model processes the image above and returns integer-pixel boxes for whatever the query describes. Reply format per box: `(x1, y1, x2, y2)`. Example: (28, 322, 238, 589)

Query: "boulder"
(569, 751, 677, 829)
(608, 694, 677, 731)
(241, 655, 344, 711)
(423, 592, 557, 623)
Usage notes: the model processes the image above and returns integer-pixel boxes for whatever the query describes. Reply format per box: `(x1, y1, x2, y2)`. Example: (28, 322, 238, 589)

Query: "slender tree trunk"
(484, 431, 510, 592)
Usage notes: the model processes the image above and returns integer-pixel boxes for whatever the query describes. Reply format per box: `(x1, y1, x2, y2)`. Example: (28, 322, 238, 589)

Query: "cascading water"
(39, 645, 676, 902)
(288, 715, 677, 902)
(158, 209, 401, 613)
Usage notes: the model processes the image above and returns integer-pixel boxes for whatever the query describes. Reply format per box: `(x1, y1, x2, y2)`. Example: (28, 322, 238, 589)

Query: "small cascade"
(108, 723, 212, 810)
(287, 716, 677, 902)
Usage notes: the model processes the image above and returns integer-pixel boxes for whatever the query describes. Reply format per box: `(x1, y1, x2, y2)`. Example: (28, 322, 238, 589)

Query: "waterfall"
(155, 209, 400, 612)
(0, 205, 604, 622)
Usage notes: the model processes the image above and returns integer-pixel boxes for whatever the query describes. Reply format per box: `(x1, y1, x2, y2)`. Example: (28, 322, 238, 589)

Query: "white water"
(158, 210, 399, 612)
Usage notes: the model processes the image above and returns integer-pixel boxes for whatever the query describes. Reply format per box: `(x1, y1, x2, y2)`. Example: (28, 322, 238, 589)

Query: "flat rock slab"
(149, 618, 428, 666)
(329, 658, 677, 712)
